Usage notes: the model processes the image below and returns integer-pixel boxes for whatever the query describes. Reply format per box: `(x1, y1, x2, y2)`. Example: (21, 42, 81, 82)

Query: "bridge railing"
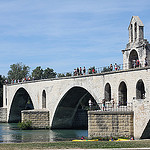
(89, 102, 133, 112)
(5, 60, 150, 84)
(57, 60, 150, 78)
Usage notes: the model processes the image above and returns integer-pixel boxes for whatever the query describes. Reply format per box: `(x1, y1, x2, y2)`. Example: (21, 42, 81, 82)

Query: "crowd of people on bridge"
(109, 63, 120, 71)
(131, 57, 148, 68)
(132, 59, 140, 68)
(73, 66, 97, 76)
(5, 77, 32, 84)
(73, 63, 121, 77)
(6, 58, 149, 85)
(73, 67, 86, 76)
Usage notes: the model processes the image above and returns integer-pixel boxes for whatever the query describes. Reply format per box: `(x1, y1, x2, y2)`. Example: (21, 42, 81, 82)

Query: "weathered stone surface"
(88, 111, 134, 138)
(21, 109, 49, 129)
(0, 108, 7, 122)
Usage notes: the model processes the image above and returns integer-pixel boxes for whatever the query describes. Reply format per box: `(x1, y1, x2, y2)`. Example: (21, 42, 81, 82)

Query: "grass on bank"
(0, 140, 150, 150)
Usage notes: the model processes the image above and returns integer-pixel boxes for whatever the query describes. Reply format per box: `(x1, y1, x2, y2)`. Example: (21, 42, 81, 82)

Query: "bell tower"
(122, 16, 150, 69)
(128, 16, 144, 43)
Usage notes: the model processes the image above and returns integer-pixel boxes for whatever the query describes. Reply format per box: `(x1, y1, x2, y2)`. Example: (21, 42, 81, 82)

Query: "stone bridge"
(2, 66, 150, 138)
(1, 16, 150, 139)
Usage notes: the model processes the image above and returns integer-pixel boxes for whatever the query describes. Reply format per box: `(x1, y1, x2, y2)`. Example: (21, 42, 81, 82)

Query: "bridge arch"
(129, 49, 139, 68)
(104, 83, 111, 101)
(8, 87, 34, 123)
(51, 86, 98, 129)
(118, 81, 127, 106)
(136, 79, 145, 99)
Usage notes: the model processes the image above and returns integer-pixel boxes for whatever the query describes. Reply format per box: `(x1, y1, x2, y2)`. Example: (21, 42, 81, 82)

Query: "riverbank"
(0, 140, 150, 150)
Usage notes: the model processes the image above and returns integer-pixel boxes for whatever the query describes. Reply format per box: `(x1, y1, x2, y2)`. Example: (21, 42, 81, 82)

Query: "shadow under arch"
(118, 81, 127, 106)
(141, 119, 150, 139)
(8, 87, 34, 123)
(136, 79, 145, 99)
(51, 86, 98, 129)
(129, 49, 139, 68)
(104, 83, 111, 101)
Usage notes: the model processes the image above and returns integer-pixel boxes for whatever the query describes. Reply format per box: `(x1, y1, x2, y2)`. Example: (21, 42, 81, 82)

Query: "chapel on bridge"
(122, 16, 150, 69)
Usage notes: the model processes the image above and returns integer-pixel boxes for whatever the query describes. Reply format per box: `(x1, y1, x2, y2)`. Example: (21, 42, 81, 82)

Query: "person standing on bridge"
(102, 99, 106, 111)
(77, 67, 79, 75)
(136, 59, 140, 67)
(132, 60, 136, 68)
(114, 63, 118, 71)
(89, 98, 92, 110)
(145, 57, 148, 67)
(74, 69, 77, 76)
(83, 66, 86, 75)
(112, 99, 115, 109)
(79, 67, 82, 75)
(110, 64, 113, 71)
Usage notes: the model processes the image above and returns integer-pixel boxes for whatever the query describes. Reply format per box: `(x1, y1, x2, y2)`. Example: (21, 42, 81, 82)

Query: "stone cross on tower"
(122, 16, 150, 69)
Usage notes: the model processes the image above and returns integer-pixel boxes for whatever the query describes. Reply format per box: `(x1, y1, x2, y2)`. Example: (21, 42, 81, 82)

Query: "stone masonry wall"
(88, 111, 134, 138)
(21, 109, 49, 129)
(133, 99, 150, 139)
(0, 108, 7, 122)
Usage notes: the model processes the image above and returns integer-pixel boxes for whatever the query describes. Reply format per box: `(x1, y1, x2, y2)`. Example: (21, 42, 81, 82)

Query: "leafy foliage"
(57, 73, 65, 77)
(32, 67, 56, 80)
(0, 75, 6, 107)
(7, 62, 30, 82)
(57, 72, 72, 78)
(66, 72, 72, 77)
(18, 120, 32, 130)
(32, 66, 43, 80)
(101, 67, 111, 72)
(43, 68, 56, 79)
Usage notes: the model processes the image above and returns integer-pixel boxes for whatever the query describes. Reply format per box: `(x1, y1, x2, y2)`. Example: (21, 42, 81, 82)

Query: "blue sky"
(0, 0, 150, 76)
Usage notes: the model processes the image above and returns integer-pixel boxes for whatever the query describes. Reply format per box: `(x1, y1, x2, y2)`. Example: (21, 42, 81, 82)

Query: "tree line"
(0, 62, 72, 107)
(5, 62, 72, 82)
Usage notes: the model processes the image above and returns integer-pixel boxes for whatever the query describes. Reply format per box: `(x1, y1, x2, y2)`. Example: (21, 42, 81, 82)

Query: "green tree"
(0, 75, 5, 107)
(32, 66, 43, 80)
(43, 68, 56, 79)
(7, 63, 30, 82)
(57, 73, 65, 77)
(101, 67, 111, 73)
(66, 72, 72, 77)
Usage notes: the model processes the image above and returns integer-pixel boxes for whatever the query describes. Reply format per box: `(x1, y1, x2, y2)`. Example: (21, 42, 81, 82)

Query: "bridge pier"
(88, 98, 150, 139)
(0, 108, 7, 123)
(88, 110, 134, 138)
(133, 98, 150, 139)
(21, 109, 50, 129)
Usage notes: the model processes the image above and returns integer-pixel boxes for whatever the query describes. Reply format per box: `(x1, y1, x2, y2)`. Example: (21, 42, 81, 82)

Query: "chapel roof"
(128, 16, 144, 29)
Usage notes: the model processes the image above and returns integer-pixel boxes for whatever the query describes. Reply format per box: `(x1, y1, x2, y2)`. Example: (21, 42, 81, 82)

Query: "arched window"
(104, 83, 111, 101)
(118, 81, 127, 106)
(129, 50, 139, 69)
(131, 24, 133, 42)
(139, 26, 143, 41)
(42, 90, 46, 108)
(136, 79, 145, 99)
(135, 22, 137, 40)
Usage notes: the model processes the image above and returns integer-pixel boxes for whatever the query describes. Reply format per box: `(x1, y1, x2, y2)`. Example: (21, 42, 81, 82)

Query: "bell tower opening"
(129, 50, 139, 68)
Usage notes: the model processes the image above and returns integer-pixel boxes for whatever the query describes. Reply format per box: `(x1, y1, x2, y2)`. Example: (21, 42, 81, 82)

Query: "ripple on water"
(0, 123, 88, 143)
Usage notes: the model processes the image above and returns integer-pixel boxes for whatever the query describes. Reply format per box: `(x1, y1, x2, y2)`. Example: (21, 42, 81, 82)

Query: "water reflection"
(0, 123, 87, 143)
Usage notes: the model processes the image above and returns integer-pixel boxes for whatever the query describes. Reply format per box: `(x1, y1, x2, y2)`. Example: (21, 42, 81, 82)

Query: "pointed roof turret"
(128, 16, 144, 29)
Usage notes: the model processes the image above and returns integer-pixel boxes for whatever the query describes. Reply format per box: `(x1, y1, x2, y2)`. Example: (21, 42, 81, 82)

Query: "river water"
(0, 123, 88, 143)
